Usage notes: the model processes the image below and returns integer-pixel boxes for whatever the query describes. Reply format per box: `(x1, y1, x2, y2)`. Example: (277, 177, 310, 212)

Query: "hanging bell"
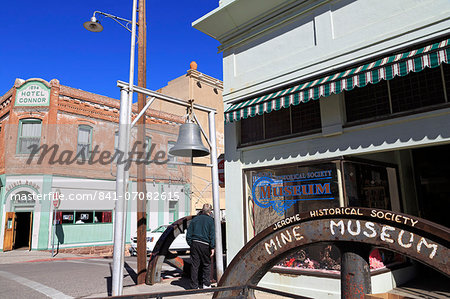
(169, 122, 210, 157)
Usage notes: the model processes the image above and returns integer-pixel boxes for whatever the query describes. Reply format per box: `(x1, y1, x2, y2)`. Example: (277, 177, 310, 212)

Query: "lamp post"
(85, 2, 224, 292)
(84, 1, 139, 295)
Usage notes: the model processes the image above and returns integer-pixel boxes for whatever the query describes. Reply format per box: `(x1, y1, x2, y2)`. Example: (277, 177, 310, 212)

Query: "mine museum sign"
(215, 207, 449, 298)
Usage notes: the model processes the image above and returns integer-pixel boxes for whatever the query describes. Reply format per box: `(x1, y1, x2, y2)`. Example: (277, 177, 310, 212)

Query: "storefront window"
(343, 161, 392, 210)
(245, 159, 404, 274)
(246, 162, 340, 235)
(274, 245, 341, 273)
(56, 211, 112, 224)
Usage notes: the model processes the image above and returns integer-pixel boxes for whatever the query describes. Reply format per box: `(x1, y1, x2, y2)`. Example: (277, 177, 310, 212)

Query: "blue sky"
(0, 0, 221, 99)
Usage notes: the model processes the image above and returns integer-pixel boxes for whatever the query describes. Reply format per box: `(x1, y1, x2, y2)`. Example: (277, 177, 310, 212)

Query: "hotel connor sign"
(15, 81, 50, 107)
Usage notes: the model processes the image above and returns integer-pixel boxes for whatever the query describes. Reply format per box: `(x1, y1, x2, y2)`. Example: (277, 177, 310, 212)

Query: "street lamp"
(84, 2, 138, 296)
(84, 11, 134, 33)
(84, 2, 224, 294)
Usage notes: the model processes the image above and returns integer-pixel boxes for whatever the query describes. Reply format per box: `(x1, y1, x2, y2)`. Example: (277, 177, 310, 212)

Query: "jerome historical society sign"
(15, 81, 50, 107)
(214, 208, 449, 298)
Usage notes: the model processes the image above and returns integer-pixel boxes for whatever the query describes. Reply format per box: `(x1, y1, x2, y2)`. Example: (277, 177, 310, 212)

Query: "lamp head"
(83, 16, 103, 33)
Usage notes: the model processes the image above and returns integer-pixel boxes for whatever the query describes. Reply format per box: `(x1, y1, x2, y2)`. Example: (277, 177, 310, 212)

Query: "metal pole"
(136, 0, 148, 284)
(112, 88, 129, 295)
(340, 244, 372, 298)
(116, 81, 216, 113)
(111, 0, 138, 295)
(51, 208, 56, 257)
(119, 95, 131, 292)
(208, 111, 224, 281)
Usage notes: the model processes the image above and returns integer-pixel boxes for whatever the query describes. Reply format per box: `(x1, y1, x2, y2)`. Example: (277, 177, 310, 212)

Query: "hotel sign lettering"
(15, 81, 50, 107)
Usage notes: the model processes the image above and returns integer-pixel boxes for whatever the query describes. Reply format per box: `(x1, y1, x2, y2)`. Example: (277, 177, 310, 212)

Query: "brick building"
(0, 64, 223, 254)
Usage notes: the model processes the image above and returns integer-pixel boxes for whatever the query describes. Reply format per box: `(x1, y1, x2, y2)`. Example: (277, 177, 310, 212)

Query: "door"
(3, 212, 16, 252)
(28, 213, 33, 250)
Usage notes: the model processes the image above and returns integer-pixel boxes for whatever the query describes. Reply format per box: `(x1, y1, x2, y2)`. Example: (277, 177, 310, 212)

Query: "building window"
(390, 65, 446, 113)
(291, 100, 322, 133)
(241, 114, 264, 144)
(240, 100, 321, 146)
(345, 80, 390, 122)
(345, 64, 448, 124)
(444, 63, 450, 99)
(114, 131, 120, 163)
(244, 159, 404, 274)
(167, 141, 177, 168)
(169, 200, 178, 223)
(17, 118, 41, 154)
(265, 107, 291, 139)
(145, 136, 152, 161)
(77, 125, 92, 160)
(57, 210, 112, 224)
(114, 131, 119, 152)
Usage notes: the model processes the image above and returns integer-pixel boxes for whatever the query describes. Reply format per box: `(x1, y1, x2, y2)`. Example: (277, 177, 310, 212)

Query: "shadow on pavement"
(170, 276, 192, 290)
(124, 262, 138, 284)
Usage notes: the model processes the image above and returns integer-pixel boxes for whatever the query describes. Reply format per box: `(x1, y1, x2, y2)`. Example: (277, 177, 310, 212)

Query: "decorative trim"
(225, 38, 450, 123)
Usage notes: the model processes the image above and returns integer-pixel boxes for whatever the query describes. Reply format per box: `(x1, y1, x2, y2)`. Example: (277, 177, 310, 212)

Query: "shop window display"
(245, 159, 406, 275)
(56, 210, 112, 224)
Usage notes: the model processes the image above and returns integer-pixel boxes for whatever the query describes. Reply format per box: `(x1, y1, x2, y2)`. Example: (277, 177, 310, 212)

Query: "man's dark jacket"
(186, 214, 215, 248)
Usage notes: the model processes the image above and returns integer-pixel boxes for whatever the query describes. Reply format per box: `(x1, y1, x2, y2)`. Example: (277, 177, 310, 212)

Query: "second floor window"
(167, 141, 177, 168)
(17, 119, 41, 154)
(77, 125, 92, 160)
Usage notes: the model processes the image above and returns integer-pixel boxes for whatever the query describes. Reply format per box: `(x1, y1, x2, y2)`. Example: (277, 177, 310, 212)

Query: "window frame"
(344, 62, 450, 126)
(239, 100, 322, 147)
(167, 141, 177, 169)
(76, 125, 93, 160)
(16, 118, 42, 154)
(58, 210, 113, 225)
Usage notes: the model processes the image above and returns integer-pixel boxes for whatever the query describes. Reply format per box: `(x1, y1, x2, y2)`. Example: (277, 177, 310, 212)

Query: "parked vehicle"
(129, 225, 189, 255)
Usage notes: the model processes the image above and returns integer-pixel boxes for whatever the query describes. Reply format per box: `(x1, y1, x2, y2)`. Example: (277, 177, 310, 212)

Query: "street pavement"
(0, 250, 284, 299)
(2, 250, 446, 298)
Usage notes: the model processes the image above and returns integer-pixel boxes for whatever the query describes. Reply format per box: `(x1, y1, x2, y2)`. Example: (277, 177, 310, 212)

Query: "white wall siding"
(221, 0, 450, 103)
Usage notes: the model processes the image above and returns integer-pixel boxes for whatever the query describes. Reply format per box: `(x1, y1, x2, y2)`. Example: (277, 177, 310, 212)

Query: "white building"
(194, 0, 450, 297)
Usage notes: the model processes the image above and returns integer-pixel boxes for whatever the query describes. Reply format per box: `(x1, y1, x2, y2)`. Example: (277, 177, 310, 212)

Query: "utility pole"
(136, 0, 147, 285)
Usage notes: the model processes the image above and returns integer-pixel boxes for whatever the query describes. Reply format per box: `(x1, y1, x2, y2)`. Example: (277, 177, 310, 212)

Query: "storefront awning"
(225, 38, 450, 123)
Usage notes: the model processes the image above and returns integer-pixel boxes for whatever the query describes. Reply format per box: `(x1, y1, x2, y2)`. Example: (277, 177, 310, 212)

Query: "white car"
(130, 225, 189, 255)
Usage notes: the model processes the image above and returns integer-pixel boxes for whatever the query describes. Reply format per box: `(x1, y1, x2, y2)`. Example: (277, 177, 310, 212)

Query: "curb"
(19, 256, 106, 263)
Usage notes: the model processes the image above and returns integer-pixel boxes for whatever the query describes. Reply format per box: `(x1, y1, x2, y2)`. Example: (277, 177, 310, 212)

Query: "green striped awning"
(225, 38, 450, 123)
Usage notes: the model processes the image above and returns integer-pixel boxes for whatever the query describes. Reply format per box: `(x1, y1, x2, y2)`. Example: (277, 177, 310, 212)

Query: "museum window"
(57, 210, 112, 224)
(345, 64, 449, 124)
(17, 118, 42, 154)
(243, 159, 404, 275)
(390, 64, 446, 112)
(77, 125, 92, 160)
(345, 80, 390, 122)
(240, 100, 321, 146)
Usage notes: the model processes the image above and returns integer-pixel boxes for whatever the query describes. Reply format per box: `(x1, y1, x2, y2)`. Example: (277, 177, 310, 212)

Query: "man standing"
(186, 203, 215, 289)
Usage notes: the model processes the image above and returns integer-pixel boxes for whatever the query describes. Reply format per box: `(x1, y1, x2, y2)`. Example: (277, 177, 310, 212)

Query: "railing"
(103, 284, 311, 299)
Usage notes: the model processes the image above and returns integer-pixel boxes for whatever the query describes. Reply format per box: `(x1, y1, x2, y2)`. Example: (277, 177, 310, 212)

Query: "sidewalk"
(0, 248, 103, 264)
(86, 277, 213, 299)
(86, 277, 286, 299)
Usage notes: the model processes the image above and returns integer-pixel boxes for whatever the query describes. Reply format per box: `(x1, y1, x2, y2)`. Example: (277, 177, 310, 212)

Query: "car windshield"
(152, 226, 167, 233)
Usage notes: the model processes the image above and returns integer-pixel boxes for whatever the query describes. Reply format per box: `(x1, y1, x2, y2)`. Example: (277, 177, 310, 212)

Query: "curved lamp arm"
(93, 11, 133, 33)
